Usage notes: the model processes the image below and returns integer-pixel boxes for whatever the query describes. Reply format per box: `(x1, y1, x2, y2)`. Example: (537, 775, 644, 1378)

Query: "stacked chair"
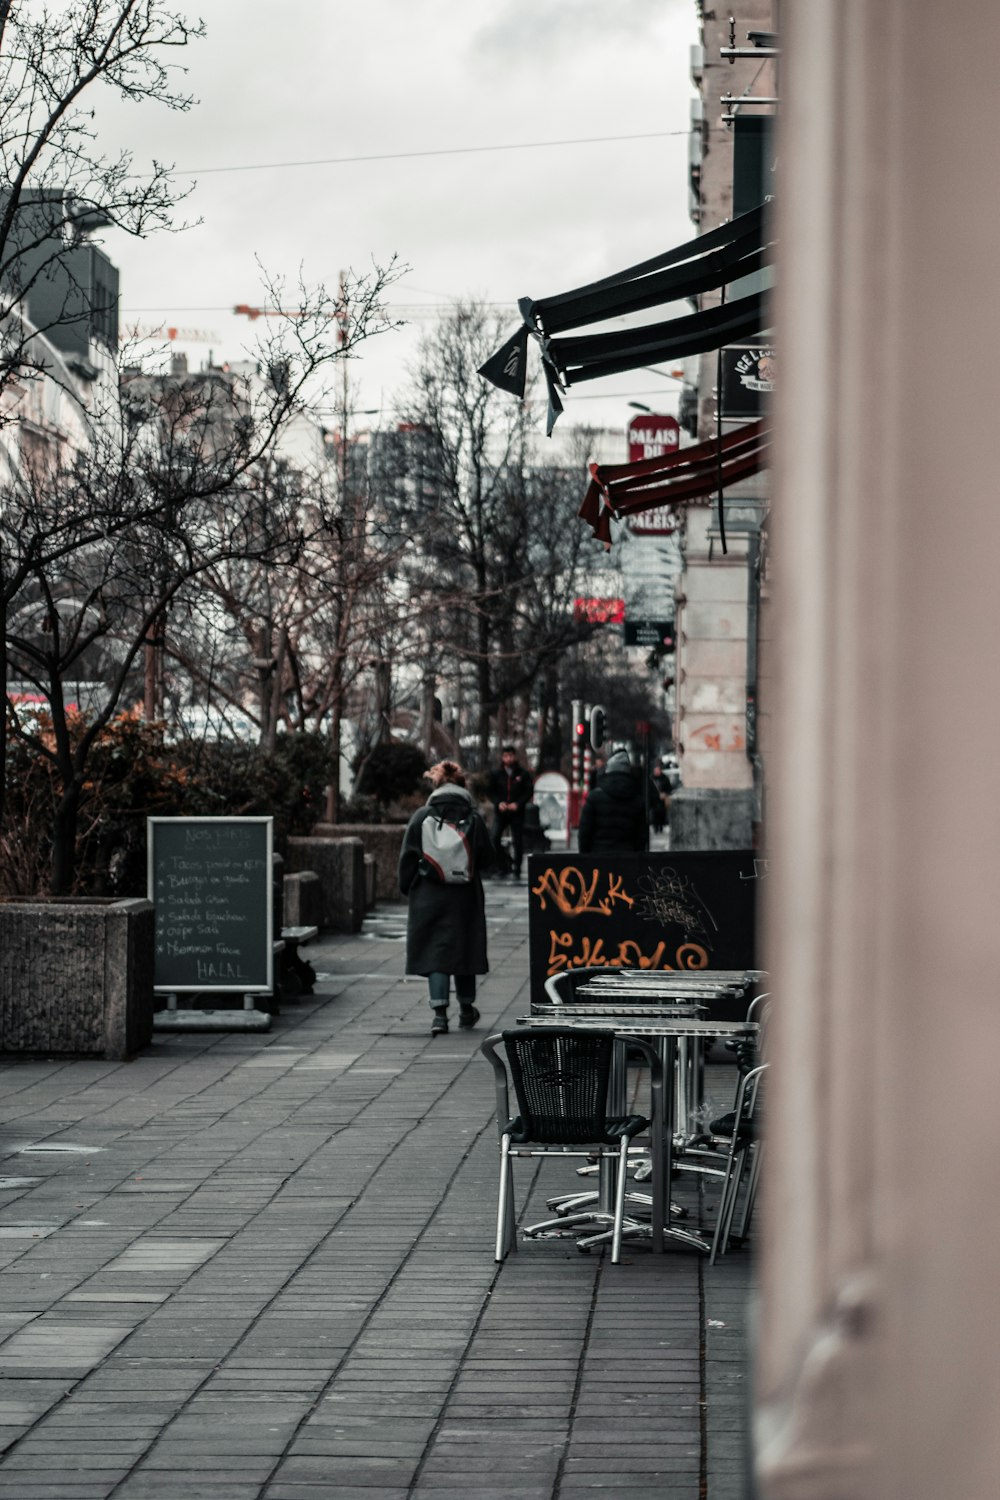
(671, 1061, 767, 1263)
(672, 996, 770, 1262)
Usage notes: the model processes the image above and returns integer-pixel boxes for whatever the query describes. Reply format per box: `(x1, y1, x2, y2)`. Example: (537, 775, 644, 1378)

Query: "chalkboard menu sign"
(527, 851, 760, 1017)
(148, 817, 273, 993)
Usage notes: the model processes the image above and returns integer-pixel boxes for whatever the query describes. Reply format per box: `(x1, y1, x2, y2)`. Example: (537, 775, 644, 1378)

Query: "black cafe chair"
(542, 967, 614, 1005)
(479, 1027, 663, 1265)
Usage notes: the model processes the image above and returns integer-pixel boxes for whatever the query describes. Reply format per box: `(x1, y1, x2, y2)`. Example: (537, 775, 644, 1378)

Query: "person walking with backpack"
(398, 760, 495, 1035)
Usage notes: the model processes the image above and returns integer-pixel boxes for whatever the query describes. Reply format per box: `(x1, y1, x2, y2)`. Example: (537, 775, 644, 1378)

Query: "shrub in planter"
(1, 714, 335, 898)
(355, 743, 428, 808)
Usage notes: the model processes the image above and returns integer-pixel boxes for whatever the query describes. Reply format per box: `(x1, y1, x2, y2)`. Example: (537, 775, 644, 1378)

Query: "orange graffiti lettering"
(532, 865, 634, 916)
(615, 939, 669, 970)
(546, 931, 709, 975)
(675, 944, 709, 970)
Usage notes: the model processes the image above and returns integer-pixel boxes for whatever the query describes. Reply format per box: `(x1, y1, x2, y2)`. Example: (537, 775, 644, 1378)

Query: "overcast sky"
(98, 0, 699, 443)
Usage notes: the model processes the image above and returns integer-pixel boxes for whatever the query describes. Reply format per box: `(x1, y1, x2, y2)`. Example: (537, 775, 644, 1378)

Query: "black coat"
(398, 786, 494, 976)
(577, 770, 647, 854)
(488, 763, 533, 816)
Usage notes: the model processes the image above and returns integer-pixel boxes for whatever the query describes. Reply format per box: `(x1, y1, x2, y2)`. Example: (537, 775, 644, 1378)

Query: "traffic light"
(589, 704, 606, 750)
(574, 716, 588, 744)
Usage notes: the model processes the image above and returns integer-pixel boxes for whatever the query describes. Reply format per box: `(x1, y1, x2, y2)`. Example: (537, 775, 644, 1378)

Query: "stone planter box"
(285, 837, 365, 932)
(0, 897, 155, 1060)
(283, 871, 323, 929)
(312, 823, 408, 903)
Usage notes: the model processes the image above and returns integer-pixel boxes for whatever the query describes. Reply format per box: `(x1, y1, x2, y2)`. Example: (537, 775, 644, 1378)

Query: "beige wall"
(678, 4, 776, 802)
(757, 2, 1000, 1497)
(675, 509, 752, 789)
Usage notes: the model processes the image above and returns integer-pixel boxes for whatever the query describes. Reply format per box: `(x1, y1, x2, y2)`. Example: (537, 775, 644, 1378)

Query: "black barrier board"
(148, 817, 273, 993)
(527, 851, 760, 1017)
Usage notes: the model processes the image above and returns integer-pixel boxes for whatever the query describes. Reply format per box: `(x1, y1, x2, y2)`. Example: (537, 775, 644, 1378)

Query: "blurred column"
(758, 3, 1000, 1498)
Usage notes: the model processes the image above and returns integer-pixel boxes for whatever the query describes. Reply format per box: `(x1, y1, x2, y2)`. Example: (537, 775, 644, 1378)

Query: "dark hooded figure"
(577, 748, 647, 854)
(398, 760, 494, 1035)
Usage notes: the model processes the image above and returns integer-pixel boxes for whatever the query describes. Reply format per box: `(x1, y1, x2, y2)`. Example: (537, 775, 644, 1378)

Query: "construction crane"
(233, 302, 348, 339)
(234, 301, 484, 323)
(232, 304, 301, 322)
(121, 322, 218, 343)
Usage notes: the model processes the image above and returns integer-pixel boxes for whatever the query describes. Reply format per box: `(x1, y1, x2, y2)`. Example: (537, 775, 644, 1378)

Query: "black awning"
(479, 204, 774, 429)
(520, 204, 770, 334)
(548, 290, 766, 386)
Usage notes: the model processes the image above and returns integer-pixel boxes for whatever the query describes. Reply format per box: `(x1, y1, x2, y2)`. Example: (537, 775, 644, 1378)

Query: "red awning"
(579, 421, 770, 544)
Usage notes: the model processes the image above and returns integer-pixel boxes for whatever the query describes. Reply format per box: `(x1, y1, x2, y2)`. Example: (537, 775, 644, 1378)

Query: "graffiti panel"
(527, 851, 758, 1017)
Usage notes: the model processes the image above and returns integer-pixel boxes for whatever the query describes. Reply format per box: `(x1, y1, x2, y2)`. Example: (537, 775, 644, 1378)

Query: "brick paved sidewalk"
(0, 882, 753, 1500)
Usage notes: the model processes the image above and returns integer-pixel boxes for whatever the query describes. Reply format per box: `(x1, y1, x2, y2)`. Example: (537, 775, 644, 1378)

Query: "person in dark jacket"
(650, 764, 669, 831)
(577, 748, 647, 854)
(487, 745, 533, 878)
(398, 760, 494, 1035)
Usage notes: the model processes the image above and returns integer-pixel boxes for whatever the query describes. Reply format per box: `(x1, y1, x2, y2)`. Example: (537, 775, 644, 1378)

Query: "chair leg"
(545, 1190, 598, 1213)
(496, 1134, 515, 1260)
(734, 1141, 763, 1242)
(611, 1135, 631, 1264)
(709, 1141, 747, 1265)
(719, 1145, 748, 1258)
(708, 1065, 765, 1265)
(523, 1209, 602, 1237)
(623, 1189, 690, 1220)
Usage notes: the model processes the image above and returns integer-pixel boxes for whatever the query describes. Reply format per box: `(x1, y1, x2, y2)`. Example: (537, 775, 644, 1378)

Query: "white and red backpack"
(420, 808, 476, 883)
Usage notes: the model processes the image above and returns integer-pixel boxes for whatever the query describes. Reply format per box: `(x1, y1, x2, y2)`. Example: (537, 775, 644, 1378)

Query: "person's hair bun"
(429, 759, 466, 788)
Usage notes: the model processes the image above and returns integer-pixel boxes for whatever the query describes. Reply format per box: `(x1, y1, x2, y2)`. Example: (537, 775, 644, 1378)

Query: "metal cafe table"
(546, 971, 756, 1138)
(573, 971, 755, 1000)
(515, 1010, 759, 1254)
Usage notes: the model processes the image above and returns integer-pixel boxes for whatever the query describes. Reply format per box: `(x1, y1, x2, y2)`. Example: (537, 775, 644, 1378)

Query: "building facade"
(670, 3, 776, 848)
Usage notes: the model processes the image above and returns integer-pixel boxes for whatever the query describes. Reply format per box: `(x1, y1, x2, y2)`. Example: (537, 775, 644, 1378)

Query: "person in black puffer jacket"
(577, 749, 647, 854)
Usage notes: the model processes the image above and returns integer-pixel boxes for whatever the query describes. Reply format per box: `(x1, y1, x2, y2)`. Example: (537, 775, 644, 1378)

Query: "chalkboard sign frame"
(527, 850, 759, 1018)
(148, 816, 274, 994)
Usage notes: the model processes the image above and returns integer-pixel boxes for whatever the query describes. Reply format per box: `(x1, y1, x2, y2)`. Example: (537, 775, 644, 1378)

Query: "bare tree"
(168, 438, 413, 822)
(0, 4, 405, 883)
(0, 1, 204, 408)
(0, 0, 213, 832)
(2, 262, 402, 890)
(390, 302, 536, 765)
(389, 305, 607, 767)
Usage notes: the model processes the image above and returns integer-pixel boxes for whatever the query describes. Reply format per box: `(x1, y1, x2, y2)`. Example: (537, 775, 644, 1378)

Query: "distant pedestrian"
(488, 744, 533, 879)
(398, 760, 494, 1035)
(650, 765, 670, 831)
(577, 748, 647, 854)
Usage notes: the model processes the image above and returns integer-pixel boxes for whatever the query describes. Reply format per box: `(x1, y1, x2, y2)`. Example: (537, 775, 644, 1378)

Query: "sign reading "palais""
(627, 412, 680, 463)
